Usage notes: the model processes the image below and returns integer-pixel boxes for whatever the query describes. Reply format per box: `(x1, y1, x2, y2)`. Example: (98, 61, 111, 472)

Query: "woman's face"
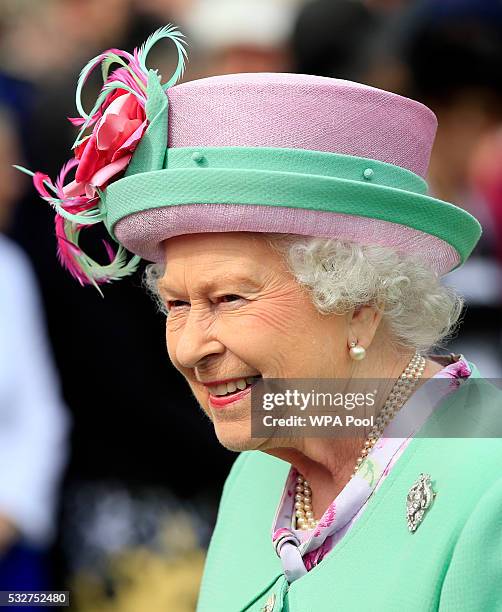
(159, 232, 352, 451)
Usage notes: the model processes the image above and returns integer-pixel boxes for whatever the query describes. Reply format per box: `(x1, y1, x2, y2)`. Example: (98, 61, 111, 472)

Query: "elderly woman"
(16, 25, 502, 612)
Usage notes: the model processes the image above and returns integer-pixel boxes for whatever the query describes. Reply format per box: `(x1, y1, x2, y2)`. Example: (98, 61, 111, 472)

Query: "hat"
(14, 24, 481, 296)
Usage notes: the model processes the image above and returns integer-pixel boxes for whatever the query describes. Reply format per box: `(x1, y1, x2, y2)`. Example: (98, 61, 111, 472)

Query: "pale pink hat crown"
(164, 72, 437, 177)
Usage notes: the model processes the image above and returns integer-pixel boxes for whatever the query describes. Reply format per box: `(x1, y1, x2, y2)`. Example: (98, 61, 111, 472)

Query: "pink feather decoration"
(13, 24, 188, 294)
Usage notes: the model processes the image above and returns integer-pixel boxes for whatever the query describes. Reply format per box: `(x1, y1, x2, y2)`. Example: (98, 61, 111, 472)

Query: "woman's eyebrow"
(157, 274, 262, 297)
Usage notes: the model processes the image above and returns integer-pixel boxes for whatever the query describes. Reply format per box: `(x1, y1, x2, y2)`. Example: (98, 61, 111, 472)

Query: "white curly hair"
(142, 233, 464, 354)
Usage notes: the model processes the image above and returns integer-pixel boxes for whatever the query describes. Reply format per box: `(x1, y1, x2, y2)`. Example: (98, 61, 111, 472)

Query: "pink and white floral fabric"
(271, 355, 472, 583)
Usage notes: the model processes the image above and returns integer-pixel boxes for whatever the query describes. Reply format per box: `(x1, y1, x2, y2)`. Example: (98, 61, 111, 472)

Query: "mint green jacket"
(197, 367, 502, 611)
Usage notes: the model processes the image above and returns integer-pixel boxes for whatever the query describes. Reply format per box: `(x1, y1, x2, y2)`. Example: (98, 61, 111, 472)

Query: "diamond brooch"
(406, 473, 436, 533)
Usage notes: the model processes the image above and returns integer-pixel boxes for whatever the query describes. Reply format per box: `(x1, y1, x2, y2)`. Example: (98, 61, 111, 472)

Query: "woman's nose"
(174, 309, 224, 368)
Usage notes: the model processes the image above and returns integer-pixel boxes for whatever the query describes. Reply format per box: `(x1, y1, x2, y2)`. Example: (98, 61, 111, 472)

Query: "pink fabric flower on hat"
(63, 89, 147, 199)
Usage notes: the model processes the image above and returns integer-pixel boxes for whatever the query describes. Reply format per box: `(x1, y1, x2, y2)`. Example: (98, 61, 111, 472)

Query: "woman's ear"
(347, 303, 384, 352)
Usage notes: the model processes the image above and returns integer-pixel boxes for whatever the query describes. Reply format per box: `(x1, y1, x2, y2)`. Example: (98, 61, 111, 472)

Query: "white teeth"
(213, 384, 227, 395)
(209, 376, 260, 396)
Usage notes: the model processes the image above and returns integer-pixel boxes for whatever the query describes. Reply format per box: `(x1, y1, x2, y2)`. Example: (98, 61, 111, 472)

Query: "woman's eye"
(166, 295, 243, 312)
(218, 294, 242, 303)
(166, 299, 190, 311)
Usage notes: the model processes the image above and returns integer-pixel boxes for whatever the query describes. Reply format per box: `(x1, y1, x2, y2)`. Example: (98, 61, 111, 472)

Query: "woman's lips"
(208, 378, 260, 408)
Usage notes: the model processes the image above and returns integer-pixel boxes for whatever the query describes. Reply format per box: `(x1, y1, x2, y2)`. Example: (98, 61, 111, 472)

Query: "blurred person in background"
(291, 0, 378, 81)
(131, 0, 195, 23)
(0, 0, 132, 81)
(0, 106, 71, 591)
(469, 127, 502, 268)
(178, 0, 299, 77)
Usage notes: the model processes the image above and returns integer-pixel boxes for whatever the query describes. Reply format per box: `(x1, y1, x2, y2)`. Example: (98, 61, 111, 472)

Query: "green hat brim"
(102, 146, 481, 272)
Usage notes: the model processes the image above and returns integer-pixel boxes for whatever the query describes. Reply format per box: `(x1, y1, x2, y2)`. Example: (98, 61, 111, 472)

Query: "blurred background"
(0, 0, 501, 610)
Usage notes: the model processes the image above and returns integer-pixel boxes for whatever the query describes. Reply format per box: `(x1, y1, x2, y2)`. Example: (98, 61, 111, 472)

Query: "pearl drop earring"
(349, 340, 366, 361)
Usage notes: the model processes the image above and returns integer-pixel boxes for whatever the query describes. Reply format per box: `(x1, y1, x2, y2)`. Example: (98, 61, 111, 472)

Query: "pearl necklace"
(293, 352, 426, 530)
